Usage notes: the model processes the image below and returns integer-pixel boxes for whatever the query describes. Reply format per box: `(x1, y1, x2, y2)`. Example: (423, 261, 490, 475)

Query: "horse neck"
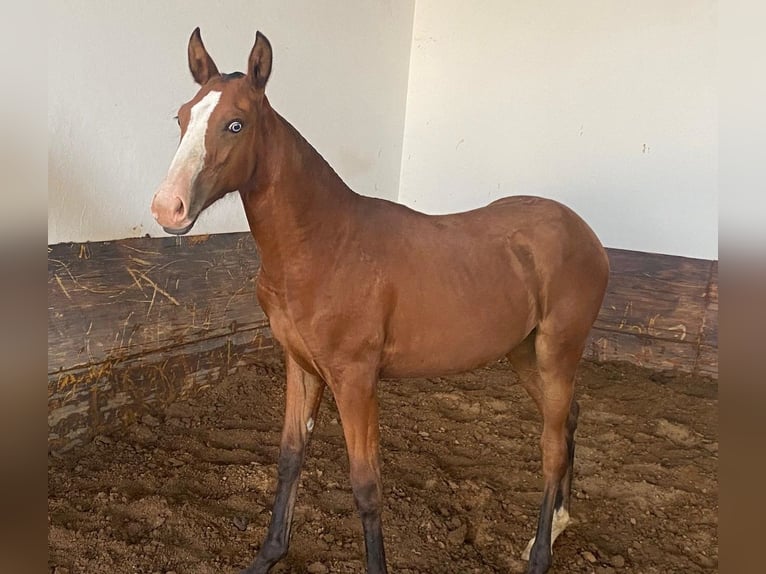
(240, 103, 359, 276)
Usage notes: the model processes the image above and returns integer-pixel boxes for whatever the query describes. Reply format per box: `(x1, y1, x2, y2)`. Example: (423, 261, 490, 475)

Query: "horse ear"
(188, 27, 220, 85)
(247, 31, 272, 91)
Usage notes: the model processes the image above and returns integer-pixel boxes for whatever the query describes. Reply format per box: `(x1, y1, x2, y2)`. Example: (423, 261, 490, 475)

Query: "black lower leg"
(353, 480, 387, 574)
(527, 488, 557, 574)
(243, 447, 303, 574)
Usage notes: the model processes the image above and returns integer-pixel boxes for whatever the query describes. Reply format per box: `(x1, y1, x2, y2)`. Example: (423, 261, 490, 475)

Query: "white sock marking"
(521, 507, 571, 561)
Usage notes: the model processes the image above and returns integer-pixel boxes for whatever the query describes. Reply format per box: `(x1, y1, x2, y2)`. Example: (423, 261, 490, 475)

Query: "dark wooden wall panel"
(48, 233, 266, 373)
(48, 233, 275, 452)
(48, 234, 718, 452)
(584, 249, 717, 377)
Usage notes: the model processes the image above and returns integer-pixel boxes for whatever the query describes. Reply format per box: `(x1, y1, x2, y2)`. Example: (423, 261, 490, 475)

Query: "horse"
(151, 28, 610, 574)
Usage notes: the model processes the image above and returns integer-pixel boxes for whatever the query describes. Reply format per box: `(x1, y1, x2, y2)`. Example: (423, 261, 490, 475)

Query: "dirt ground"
(48, 355, 718, 574)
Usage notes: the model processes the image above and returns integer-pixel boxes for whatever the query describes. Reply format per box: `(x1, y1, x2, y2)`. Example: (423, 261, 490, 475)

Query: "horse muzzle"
(151, 184, 199, 235)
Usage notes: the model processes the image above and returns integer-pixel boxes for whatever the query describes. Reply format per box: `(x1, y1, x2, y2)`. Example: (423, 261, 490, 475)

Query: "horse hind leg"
(556, 398, 580, 517)
(507, 329, 582, 573)
(521, 398, 579, 560)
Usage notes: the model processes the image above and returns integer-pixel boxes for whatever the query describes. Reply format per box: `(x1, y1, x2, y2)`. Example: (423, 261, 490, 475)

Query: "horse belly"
(380, 281, 534, 378)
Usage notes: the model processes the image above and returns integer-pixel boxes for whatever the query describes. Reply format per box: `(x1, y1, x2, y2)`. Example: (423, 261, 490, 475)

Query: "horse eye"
(173, 115, 180, 126)
(228, 120, 243, 133)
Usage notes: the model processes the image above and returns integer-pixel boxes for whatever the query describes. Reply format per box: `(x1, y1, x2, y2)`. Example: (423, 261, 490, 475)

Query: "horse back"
(360, 195, 608, 377)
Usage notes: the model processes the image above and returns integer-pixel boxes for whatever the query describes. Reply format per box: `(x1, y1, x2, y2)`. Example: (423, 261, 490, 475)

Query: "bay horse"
(151, 28, 609, 574)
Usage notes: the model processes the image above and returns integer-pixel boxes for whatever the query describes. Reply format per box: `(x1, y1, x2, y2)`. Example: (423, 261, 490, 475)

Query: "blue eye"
(228, 120, 243, 133)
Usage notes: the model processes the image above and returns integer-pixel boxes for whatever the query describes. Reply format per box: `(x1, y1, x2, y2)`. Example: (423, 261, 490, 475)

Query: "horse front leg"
(330, 367, 388, 574)
(241, 354, 325, 574)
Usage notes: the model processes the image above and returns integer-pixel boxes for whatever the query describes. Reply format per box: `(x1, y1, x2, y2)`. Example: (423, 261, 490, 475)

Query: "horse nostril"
(172, 197, 186, 219)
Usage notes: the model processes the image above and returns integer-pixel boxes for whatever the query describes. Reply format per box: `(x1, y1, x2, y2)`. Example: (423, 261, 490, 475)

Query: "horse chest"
(255, 277, 321, 370)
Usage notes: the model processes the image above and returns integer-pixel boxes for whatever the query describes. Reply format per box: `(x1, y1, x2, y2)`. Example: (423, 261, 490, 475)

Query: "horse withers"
(151, 28, 610, 574)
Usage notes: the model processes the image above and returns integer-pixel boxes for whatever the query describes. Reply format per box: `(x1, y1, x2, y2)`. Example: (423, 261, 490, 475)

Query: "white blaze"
(166, 90, 222, 185)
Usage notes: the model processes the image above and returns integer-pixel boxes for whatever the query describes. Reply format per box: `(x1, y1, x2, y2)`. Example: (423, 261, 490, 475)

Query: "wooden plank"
(48, 233, 265, 374)
(586, 329, 698, 373)
(699, 261, 718, 348)
(594, 249, 712, 344)
(48, 232, 277, 452)
(47, 234, 718, 450)
(588, 249, 718, 377)
(693, 261, 718, 378)
(48, 327, 275, 453)
(695, 345, 718, 378)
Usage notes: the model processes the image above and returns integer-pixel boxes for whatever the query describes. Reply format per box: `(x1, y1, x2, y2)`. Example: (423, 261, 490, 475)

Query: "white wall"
(399, 1, 717, 259)
(48, 1, 415, 243)
(49, 1, 718, 260)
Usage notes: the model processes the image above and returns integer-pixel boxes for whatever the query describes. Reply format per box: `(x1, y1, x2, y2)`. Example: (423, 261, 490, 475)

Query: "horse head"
(151, 28, 272, 235)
